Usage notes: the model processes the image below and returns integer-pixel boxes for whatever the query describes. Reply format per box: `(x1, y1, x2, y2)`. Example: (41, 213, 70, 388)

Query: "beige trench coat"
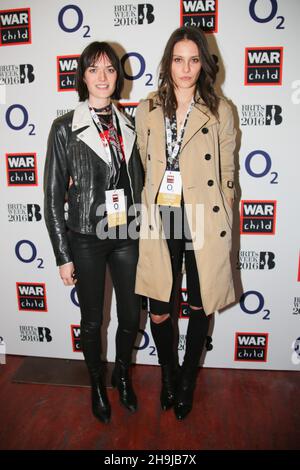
(135, 94, 236, 315)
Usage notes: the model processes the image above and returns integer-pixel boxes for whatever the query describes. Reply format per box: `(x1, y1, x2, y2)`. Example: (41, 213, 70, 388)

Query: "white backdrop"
(1, 0, 299, 371)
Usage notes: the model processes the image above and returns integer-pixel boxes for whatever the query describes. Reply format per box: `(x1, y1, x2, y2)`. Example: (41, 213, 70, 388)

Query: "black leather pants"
(68, 231, 141, 376)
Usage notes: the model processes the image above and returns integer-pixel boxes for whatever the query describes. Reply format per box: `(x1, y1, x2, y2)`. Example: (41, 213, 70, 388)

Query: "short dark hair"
(76, 41, 124, 101)
(158, 26, 219, 118)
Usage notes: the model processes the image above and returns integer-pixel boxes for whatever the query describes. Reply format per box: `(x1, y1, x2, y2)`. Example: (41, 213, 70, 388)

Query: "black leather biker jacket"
(44, 104, 144, 266)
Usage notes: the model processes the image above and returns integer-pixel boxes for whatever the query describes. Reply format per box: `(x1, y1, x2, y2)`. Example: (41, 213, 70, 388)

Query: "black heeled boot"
(150, 317, 178, 410)
(174, 366, 197, 420)
(160, 363, 179, 410)
(80, 320, 111, 423)
(174, 307, 209, 420)
(111, 360, 137, 413)
(90, 370, 111, 424)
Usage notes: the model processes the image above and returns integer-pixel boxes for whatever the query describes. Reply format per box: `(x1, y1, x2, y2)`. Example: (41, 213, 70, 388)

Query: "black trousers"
(68, 231, 140, 375)
(149, 205, 203, 314)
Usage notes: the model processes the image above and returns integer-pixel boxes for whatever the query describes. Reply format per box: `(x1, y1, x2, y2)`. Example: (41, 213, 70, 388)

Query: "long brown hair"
(158, 26, 219, 118)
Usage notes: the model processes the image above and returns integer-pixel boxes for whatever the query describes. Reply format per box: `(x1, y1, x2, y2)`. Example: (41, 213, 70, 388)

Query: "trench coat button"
(202, 127, 208, 134)
(213, 205, 220, 212)
(148, 154, 151, 160)
(147, 129, 150, 136)
(149, 224, 154, 231)
(205, 154, 211, 160)
(207, 180, 214, 186)
(220, 230, 226, 237)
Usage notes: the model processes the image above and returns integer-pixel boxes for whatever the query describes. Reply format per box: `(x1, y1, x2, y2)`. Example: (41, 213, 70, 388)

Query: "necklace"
(93, 103, 112, 114)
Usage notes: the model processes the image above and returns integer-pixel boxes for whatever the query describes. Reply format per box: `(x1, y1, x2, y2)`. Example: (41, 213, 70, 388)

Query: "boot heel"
(112, 361, 137, 413)
(111, 371, 117, 388)
(160, 364, 178, 411)
(174, 367, 198, 420)
(90, 374, 111, 424)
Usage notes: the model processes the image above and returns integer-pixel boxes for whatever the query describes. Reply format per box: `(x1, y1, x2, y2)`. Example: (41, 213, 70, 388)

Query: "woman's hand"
(59, 262, 77, 286)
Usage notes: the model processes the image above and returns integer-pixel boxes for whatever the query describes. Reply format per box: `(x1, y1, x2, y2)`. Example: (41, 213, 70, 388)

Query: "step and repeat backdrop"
(0, 0, 299, 370)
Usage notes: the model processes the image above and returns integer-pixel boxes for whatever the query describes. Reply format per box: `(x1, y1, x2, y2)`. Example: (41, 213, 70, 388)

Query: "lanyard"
(89, 105, 118, 168)
(165, 99, 194, 166)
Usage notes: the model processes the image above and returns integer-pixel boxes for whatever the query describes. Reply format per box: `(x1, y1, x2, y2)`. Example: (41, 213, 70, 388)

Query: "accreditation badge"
(157, 170, 182, 207)
(105, 189, 127, 227)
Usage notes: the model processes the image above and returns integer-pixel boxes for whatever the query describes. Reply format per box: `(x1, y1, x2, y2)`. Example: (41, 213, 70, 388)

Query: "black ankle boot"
(111, 361, 137, 413)
(174, 367, 198, 420)
(160, 364, 178, 411)
(90, 372, 111, 424)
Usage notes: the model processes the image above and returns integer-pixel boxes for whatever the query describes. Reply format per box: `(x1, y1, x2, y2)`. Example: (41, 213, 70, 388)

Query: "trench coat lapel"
(180, 102, 211, 152)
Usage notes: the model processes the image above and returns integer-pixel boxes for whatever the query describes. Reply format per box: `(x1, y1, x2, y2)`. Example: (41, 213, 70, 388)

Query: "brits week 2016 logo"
(292, 297, 300, 315)
(240, 200, 277, 235)
(71, 325, 82, 352)
(235, 333, 269, 362)
(8, 204, 42, 222)
(57, 55, 79, 92)
(56, 109, 72, 118)
(118, 102, 138, 119)
(0, 64, 35, 84)
(237, 251, 275, 270)
(6, 153, 38, 186)
(19, 326, 52, 343)
(180, 0, 218, 33)
(245, 47, 283, 85)
(114, 4, 155, 27)
(16, 282, 47, 312)
(240, 105, 283, 126)
(0, 8, 31, 46)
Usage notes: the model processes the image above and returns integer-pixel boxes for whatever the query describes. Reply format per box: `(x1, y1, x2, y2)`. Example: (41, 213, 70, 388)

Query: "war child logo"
(118, 102, 138, 119)
(245, 47, 283, 85)
(240, 200, 277, 235)
(179, 288, 190, 318)
(180, 0, 218, 33)
(16, 282, 47, 312)
(235, 333, 269, 362)
(71, 325, 82, 352)
(0, 8, 31, 46)
(6, 153, 38, 186)
(57, 55, 79, 91)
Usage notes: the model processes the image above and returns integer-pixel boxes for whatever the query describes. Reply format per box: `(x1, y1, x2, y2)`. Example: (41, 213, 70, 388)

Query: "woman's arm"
(218, 99, 236, 207)
(44, 121, 73, 267)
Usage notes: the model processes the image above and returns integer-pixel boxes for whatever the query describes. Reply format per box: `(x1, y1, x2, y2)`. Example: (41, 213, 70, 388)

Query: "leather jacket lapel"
(113, 104, 136, 163)
(72, 100, 110, 166)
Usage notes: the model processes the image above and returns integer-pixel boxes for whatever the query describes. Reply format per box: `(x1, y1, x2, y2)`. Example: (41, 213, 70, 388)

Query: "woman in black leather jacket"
(44, 42, 144, 424)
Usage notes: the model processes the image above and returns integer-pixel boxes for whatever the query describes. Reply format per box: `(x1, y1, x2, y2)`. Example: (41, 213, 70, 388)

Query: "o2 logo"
(133, 329, 156, 356)
(70, 287, 79, 307)
(249, 0, 285, 29)
(5, 104, 36, 136)
(240, 290, 270, 320)
(121, 52, 153, 87)
(15, 240, 44, 269)
(58, 4, 90, 37)
(245, 150, 278, 184)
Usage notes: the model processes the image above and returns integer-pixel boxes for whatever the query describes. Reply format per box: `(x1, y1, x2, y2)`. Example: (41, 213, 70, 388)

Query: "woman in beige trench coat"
(134, 26, 236, 420)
